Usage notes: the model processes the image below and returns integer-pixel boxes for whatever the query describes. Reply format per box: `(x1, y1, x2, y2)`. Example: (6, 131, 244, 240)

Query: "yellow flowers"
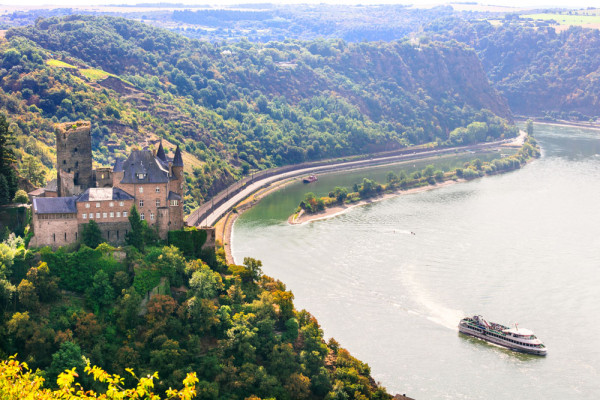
(0, 356, 198, 400)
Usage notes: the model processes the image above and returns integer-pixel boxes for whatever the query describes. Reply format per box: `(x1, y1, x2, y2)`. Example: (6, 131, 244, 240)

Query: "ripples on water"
(233, 124, 600, 399)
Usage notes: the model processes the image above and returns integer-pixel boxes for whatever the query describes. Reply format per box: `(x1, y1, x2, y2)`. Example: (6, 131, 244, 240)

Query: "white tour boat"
(458, 315, 547, 356)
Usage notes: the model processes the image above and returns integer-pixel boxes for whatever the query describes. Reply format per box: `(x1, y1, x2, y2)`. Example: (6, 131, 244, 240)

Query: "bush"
(167, 228, 208, 259)
(13, 190, 28, 204)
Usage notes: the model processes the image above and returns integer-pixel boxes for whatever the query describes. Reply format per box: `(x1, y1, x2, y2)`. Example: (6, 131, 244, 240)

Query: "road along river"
(231, 123, 600, 399)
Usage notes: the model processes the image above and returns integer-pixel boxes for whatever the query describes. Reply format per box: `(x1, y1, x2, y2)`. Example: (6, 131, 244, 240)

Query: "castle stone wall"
(31, 213, 79, 249)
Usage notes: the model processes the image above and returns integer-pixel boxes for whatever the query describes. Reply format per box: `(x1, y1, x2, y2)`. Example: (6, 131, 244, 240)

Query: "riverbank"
(289, 130, 537, 225)
(218, 130, 532, 263)
(288, 180, 461, 225)
(516, 118, 600, 131)
(216, 176, 300, 264)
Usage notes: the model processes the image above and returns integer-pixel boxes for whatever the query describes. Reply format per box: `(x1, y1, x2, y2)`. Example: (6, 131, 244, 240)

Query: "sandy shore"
(288, 180, 462, 225)
(216, 130, 532, 262)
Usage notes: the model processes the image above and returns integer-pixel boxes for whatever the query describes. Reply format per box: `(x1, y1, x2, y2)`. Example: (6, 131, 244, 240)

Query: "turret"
(171, 146, 184, 189)
(156, 140, 167, 163)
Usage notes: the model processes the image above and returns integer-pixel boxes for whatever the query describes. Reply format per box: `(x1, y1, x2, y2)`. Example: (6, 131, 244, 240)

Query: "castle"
(29, 121, 185, 248)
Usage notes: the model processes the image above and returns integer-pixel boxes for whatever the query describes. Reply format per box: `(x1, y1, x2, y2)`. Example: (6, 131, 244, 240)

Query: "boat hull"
(459, 324, 547, 356)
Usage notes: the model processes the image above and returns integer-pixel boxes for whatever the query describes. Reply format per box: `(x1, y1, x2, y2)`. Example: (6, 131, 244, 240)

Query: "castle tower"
(168, 145, 184, 231)
(56, 121, 93, 197)
(171, 145, 184, 194)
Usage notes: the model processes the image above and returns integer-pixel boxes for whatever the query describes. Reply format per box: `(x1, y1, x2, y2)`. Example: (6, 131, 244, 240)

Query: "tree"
(17, 279, 39, 311)
(0, 114, 17, 200)
(243, 257, 263, 283)
(45, 341, 86, 389)
(126, 205, 144, 251)
(189, 264, 223, 299)
(526, 119, 534, 137)
(82, 220, 103, 249)
(20, 155, 46, 187)
(85, 270, 115, 311)
(0, 175, 9, 205)
(13, 189, 28, 204)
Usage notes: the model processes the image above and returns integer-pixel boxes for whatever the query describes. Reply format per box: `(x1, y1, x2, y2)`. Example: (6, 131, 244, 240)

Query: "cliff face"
(431, 21, 600, 119)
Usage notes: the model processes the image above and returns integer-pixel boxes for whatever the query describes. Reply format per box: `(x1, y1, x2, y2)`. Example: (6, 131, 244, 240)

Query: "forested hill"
(2, 16, 515, 211)
(427, 19, 600, 120)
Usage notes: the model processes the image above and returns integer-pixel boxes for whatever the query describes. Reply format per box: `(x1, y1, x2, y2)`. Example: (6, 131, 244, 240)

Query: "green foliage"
(126, 205, 144, 251)
(44, 341, 86, 389)
(0, 16, 517, 215)
(429, 20, 600, 119)
(85, 269, 115, 311)
(13, 189, 29, 204)
(41, 245, 120, 292)
(19, 155, 46, 188)
(167, 228, 208, 259)
(81, 220, 103, 249)
(1, 233, 391, 398)
(132, 267, 161, 295)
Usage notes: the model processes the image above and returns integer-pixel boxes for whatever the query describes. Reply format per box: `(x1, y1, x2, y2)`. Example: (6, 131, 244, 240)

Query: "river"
(231, 123, 600, 399)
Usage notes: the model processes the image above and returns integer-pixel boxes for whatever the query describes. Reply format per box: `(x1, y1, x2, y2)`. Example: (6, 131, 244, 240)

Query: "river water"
(231, 124, 600, 399)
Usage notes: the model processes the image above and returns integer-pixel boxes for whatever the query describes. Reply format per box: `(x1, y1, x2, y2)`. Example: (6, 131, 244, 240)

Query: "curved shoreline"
(219, 130, 529, 264)
(288, 180, 461, 225)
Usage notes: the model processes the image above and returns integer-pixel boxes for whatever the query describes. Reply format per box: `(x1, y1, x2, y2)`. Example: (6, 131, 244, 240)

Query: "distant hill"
(426, 19, 600, 120)
(2, 15, 515, 212)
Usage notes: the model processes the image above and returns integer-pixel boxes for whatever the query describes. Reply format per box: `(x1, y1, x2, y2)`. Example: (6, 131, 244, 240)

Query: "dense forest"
(425, 19, 600, 120)
(0, 15, 514, 213)
(0, 214, 392, 398)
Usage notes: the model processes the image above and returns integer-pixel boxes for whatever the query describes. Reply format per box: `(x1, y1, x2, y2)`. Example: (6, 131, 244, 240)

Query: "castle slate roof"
(156, 141, 167, 163)
(33, 197, 77, 214)
(121, 150, 171, 184)
(167, 191, 182, 201)
(113, 159, 124, 173)
(172, 146, 183, 167)
(76, 187, 134, 202)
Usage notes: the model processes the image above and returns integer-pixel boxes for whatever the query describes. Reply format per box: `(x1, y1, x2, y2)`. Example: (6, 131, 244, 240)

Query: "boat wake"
(402, 265, 464, 331)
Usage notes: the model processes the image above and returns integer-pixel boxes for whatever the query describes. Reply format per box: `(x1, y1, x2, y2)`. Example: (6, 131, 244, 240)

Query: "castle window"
(103, 212, 107, 218)
(137, 173, 145, 180)
(64, 232, 67, 240)
(85, 203, 90, 208)
(140, 213, 145, 220)
(123, 211, 128, 218)
(75, 232, 78, 240)
(139, 199, 144, 207)
(53, 233, 56, 242)
(139, 187, 143, 193)
(83, 213, 87, 219)
(110, 212, 114, 218)
(170, 200, 179, 206)
(73, 147, 77, 153)
(150, 212, 154, 220)
(119, 201, 124, 206)
(96, 202, 100, 208)
(109, 202, 114, 207)
(156, 199, 160, 207)
(116, 211, 121, 218)
(89, 213, 93, 220)
(101, 173, 104, 179)
(96, 213, 100, 219)
(63, 160, 66, 165)
(155, 187, 160, 193)
(116, 231, 119, 239)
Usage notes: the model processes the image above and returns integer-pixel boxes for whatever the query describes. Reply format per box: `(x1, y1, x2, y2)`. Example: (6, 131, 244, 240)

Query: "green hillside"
(1, 15, 515, 213)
